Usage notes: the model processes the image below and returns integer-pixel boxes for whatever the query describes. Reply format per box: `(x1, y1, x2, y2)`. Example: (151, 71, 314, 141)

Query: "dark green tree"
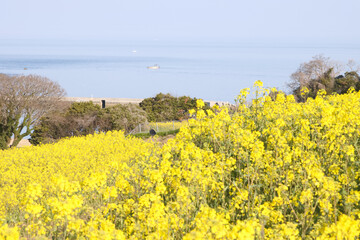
(334, 71, 360, 94)
(139, 93, 199, 122)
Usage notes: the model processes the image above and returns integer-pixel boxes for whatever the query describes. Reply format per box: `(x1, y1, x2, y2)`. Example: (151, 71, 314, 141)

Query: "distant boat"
(24, 68, 27, 70)
(147, 64, 160, 69)
(132, 50, 137, 53)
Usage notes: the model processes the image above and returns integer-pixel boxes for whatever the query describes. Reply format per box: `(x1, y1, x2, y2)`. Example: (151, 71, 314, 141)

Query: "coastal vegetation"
(288, 55, 360, 101)
(31, 93, 201, 145)
(1, 81, 360, 238)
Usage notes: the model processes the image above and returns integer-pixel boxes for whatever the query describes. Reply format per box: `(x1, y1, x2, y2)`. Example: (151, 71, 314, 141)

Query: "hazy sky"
(1, 0, 360, 42)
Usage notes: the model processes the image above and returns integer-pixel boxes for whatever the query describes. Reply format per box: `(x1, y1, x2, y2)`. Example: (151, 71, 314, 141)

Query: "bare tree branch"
(0, 74, 65, 148)
(288, 55, 343, 91)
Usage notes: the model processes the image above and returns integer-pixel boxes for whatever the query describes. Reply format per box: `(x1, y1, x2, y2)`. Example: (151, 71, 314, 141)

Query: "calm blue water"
(1, 40, 360, 103)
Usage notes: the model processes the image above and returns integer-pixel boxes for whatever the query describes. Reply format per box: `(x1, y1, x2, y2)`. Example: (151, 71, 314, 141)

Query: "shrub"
(139, 93, 199, 122)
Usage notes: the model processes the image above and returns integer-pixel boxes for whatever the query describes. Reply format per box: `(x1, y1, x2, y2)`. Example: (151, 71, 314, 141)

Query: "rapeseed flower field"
(1, 81, 360, 239)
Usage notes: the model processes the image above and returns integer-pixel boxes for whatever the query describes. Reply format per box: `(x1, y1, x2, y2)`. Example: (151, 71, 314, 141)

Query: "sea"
(1, 39, 360, 103)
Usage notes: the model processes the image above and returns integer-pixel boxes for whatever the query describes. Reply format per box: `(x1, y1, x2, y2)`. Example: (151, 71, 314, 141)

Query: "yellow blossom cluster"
(1, 81, 360, 239)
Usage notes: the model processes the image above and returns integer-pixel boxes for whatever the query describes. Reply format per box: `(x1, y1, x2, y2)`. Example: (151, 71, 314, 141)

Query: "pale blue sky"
(1, 0, 360, 42)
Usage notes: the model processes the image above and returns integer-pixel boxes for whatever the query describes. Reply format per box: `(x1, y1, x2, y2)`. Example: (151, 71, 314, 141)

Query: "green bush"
(140, 93, 200, 122)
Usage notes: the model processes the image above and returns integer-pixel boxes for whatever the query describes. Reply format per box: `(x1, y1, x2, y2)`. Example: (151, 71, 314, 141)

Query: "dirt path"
(146, 134, 176, 146)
